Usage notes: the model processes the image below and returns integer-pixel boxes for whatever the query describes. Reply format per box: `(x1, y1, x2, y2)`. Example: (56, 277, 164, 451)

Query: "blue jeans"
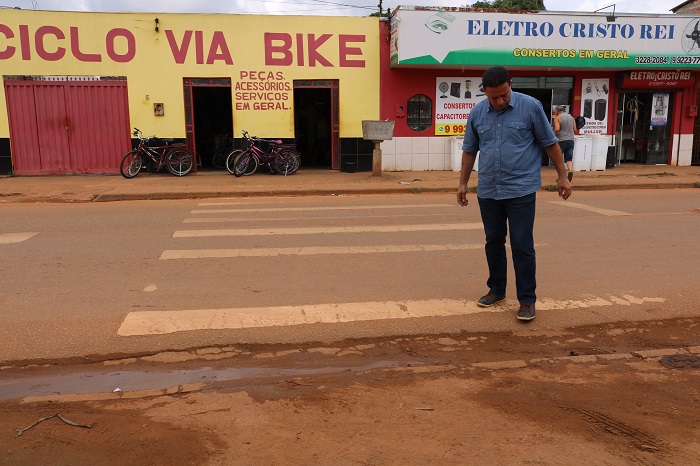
(559, 139, 574, 163)
(477, 193, 537, 303)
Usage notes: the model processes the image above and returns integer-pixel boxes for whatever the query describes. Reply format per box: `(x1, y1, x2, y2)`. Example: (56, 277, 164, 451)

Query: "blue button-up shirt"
(462, 91, 558, 200)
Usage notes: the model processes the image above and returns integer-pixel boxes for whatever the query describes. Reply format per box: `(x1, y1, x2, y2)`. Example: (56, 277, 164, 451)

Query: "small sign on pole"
(362, 120, 395, 177)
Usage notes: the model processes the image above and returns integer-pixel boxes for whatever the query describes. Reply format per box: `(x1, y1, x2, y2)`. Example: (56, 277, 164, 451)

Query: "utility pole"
(378, 0, 383, 17)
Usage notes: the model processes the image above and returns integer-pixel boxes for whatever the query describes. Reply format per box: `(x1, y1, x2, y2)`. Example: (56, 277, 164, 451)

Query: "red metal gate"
(4, 77, 131, 175)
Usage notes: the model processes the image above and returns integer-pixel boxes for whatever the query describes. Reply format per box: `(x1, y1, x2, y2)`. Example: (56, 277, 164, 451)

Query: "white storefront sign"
(392, 7, 700, 69)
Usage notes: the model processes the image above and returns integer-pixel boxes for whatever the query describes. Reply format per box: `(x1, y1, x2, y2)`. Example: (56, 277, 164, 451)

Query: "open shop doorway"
(193, 86, 233, 170)
(616, 92, 673, 165)
(294, 87, 332, 169)
(517, 88, 554, 166)
(183, 79, 233, 171)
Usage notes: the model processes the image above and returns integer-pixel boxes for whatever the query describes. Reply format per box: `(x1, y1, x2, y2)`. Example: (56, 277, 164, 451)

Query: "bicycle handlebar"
(132, 128, 156, 141)
(241, 130, 282, 145)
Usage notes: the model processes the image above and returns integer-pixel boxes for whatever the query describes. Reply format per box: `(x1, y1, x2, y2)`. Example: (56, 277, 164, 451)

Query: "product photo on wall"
(434, 77, 487, 136)
(580, 78, 609, 134)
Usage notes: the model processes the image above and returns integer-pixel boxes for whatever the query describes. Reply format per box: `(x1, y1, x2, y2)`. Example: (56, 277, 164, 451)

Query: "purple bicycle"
(120, 128, 194, 178)
(227, 130, 300, 176)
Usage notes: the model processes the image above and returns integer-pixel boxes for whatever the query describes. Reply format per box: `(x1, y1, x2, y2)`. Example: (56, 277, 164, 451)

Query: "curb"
(90, 182, 699, 203)
(2, 181, 698, 204)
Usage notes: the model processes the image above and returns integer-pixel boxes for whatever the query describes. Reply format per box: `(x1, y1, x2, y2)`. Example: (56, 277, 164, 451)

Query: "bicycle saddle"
(162, 138, 174, 143)
(272, 140, 283, 144)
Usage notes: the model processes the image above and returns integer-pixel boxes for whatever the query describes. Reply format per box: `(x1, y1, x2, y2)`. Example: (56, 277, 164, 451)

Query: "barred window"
(407, 94, 432, 132)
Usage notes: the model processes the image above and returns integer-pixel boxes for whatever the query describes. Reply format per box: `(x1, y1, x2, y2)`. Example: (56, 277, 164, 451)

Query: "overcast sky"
(0, 0, 686, 16)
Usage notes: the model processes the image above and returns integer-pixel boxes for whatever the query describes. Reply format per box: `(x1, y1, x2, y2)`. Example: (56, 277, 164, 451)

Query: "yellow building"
(0, 9, 380, 175)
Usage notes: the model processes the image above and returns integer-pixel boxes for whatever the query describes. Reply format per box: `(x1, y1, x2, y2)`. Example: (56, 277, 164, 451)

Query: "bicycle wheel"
(274, 150, 300, 175)
(233, 151, 258, 177)
(120, 150, 143, 178)
(212, 146, 230, 170)
(225, 149, 243, 175)
(167, 148, 194, 176)
(241, 152, 258, 176)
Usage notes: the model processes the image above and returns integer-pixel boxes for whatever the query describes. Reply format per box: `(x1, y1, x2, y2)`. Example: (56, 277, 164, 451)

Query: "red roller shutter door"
(4, 78, 131, 175)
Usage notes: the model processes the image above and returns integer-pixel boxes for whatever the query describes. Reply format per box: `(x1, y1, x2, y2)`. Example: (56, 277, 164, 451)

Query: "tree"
(470, 0, 546, 10)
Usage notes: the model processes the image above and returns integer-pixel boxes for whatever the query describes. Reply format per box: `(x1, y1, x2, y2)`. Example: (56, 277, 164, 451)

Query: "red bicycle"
(120, 128, 194, 178)
(227, 130, 300, 176)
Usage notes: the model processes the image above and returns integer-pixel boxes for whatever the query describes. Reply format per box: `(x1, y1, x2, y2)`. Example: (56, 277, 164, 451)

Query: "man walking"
(553, 105, 576, 181)
(456, 66, 572, 322)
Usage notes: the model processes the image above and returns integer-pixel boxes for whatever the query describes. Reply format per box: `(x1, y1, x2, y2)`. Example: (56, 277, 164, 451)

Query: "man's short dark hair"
(482, 66, 510, 89)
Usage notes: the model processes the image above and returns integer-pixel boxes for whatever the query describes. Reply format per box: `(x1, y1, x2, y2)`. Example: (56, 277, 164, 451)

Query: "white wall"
(380, 137, 451, 171)
(672, 133, 694, 166)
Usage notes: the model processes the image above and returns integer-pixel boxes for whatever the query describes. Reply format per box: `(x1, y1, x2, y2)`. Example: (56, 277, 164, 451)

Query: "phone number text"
(635, 56, 700, 65)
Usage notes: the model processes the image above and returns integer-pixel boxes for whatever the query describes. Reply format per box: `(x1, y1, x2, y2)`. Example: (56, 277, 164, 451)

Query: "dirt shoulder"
(1, 316, 699, 465)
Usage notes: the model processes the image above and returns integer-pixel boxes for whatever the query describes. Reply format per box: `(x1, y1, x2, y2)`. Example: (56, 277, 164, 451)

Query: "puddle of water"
(0, 361, 403, 401)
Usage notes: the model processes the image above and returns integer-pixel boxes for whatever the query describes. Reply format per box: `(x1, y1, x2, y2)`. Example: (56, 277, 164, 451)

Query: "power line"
(303, 0, 376, 9)
(253, 0, 376, 10)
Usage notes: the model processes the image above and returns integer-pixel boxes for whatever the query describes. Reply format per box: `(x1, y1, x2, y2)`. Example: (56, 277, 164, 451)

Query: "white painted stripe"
(160, 243, 485, 260)
(198, 200, 280, 206)
(183, 212, 447, 223)
(173, 223, 483, 238)
(548, 201, 632, 216)
(0, 232, 38, 244)
(118, 299, 486, 336)
(191, 204, 452, 214)
(117, 294, 666, 336)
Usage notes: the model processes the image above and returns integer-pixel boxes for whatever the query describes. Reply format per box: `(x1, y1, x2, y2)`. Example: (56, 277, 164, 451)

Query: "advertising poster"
(579, 78, 610, 134)
(650, 93, 670, 126)
(435, 77, 487, 135)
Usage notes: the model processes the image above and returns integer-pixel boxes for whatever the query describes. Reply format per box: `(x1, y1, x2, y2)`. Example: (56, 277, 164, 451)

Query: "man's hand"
(557, 177, 572, 200)
(457, 183, 469, 206)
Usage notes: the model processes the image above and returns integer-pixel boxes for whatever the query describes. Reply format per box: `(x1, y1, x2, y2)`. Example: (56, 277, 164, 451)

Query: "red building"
(378, 6, 700, 171)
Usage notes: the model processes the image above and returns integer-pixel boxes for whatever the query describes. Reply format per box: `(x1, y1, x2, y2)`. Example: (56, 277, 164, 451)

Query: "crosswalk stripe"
(173, 223, 483, 238)
(118, 299, 487, 336)
(160, 243, 485, 260)
(548, 201, 632, 216)
(191, 204, 452, 214)
(0, 232, 38, 244)
(117, 294, 666, 336)
(198, 200, 280, 206)
(183, 212, 448, 223)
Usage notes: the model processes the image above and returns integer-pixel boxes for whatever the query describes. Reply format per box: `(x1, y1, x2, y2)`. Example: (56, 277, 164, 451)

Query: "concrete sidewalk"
(1, 165, 699, 203)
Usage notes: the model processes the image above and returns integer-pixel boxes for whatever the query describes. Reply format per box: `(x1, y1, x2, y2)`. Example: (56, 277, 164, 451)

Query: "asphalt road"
(1, 189, 699, 364)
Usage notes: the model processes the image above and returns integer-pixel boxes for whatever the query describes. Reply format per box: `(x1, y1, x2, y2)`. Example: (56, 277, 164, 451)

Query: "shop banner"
(619, 71, 695, 89)
(579, 78, 609, 134)
(392, 8, 700, 69)
(651, 93, 670, 126)
(434, 77, 487, 135)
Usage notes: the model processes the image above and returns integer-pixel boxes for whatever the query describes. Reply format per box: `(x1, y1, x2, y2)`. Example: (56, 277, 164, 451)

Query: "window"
(511, 76, 574, 89)
(407, 94, 432, 132)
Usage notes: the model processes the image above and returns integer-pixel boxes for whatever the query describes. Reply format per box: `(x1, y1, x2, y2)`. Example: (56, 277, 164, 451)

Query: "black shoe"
(567, 171, 573, 182)
(477, 293, 506, 308)
(517, 302, 536, 321)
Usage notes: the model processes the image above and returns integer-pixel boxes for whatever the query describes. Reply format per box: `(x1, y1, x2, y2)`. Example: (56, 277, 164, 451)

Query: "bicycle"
(226, 130, 300, 177)
(120, 128, 194, 179)
(211, 133, 233, 170)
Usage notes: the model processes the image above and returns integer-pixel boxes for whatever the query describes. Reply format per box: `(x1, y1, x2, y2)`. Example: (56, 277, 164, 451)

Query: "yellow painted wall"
(0, 10, 380, 138)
